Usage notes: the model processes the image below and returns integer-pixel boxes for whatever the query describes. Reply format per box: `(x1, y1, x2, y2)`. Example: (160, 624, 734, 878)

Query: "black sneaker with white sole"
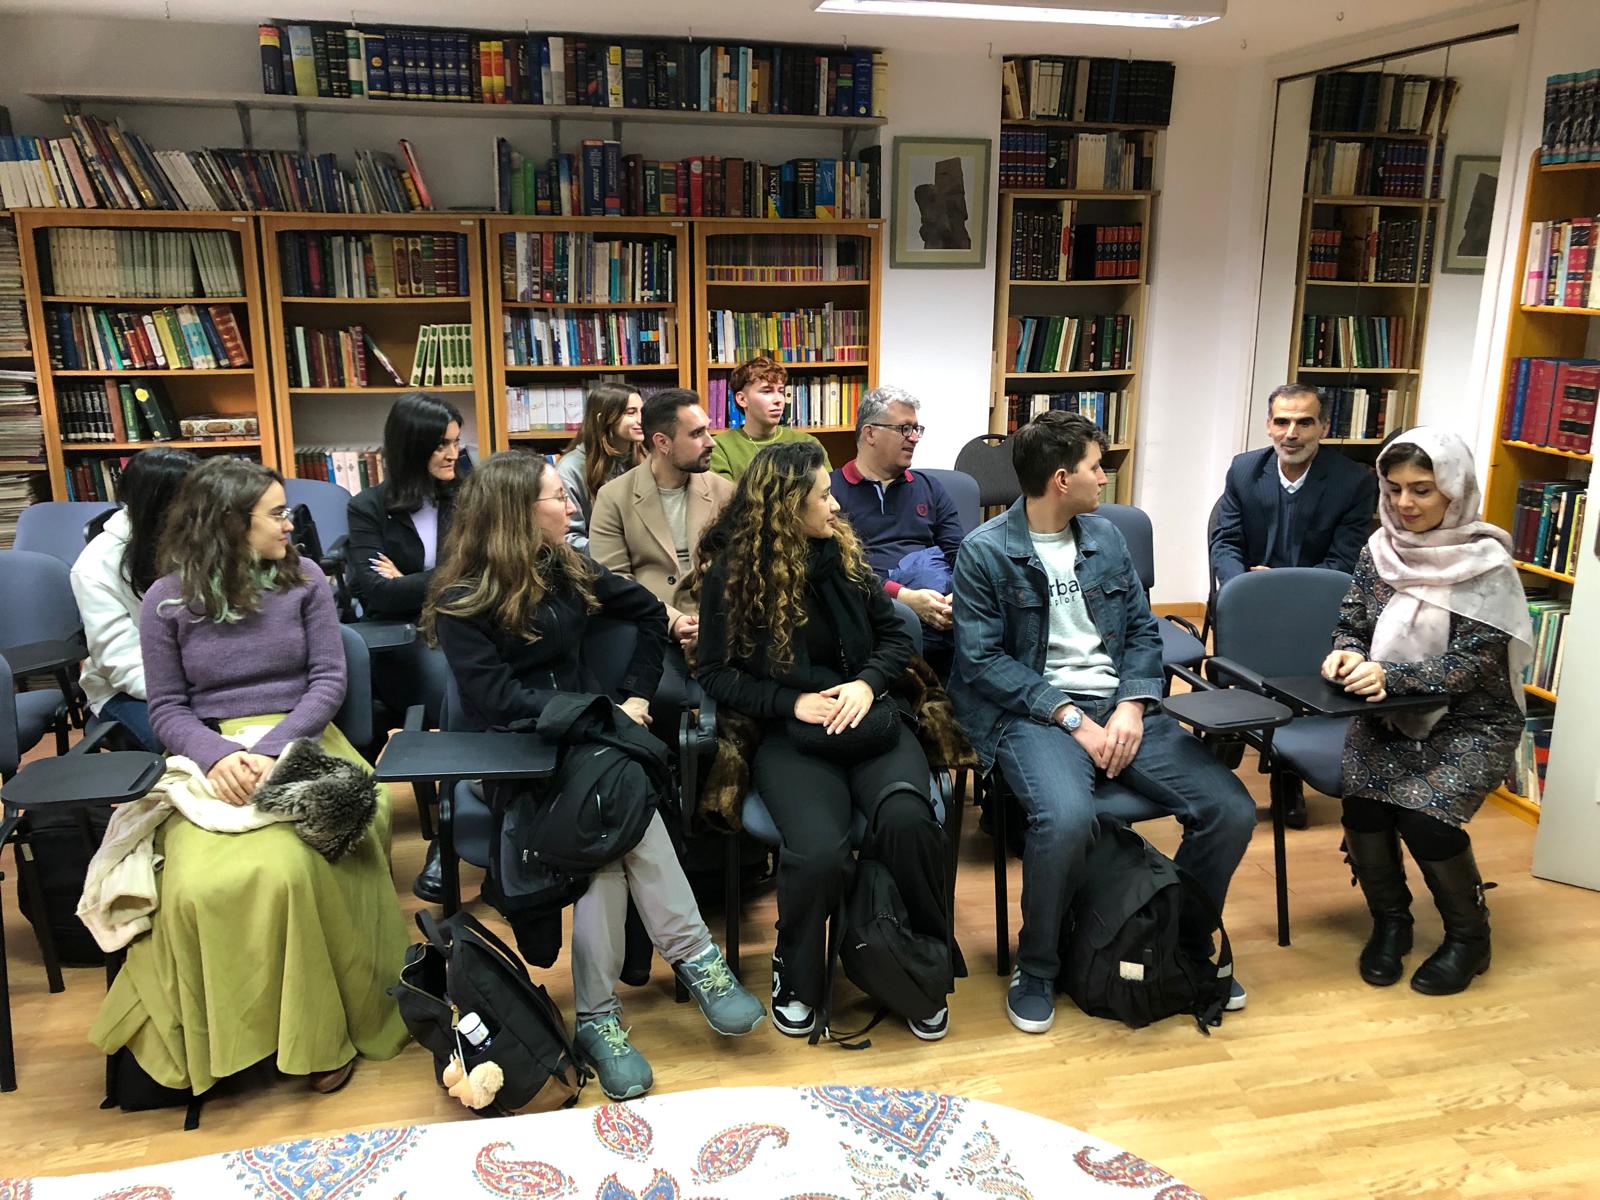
(907, 1007, 949, 1041)
(770, 952, 815, 1037)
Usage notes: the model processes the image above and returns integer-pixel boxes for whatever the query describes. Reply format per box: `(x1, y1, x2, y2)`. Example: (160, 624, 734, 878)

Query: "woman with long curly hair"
(556, 382, 645, 549)
(90, 457, 409, 1097)
(696, 440, 953, 1040)
(424, 452, 763, 1102)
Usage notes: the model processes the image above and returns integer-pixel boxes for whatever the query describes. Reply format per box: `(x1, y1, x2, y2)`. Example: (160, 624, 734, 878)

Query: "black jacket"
(346, 481, 456, 620)
(1209, 446, 1377, 586)
(697, 537, 913, 720)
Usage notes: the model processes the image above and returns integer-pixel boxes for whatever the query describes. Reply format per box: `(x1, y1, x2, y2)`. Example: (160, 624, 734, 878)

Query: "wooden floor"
(3, 751, 1598, 1198)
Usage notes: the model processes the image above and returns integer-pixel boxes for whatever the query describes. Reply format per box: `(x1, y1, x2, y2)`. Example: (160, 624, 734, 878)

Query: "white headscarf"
(1367, 426, 1532, 739)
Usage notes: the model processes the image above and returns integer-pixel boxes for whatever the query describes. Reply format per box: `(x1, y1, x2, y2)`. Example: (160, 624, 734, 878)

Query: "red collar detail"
(842, 459, 913, 485)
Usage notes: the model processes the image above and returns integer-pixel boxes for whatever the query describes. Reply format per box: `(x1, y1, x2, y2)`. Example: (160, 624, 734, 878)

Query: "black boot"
(1411, 848, 1494, 996)
(411, 840, 444, 904)
(1282, 776, 1308, 830)
(1341, 826, 1413, 986)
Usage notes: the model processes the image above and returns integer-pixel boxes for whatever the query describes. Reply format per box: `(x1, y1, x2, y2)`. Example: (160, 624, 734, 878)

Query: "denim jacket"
(951, 499, 1164, 770)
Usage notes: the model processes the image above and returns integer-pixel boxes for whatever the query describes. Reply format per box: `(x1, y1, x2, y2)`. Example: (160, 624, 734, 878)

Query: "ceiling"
(0, 0, 1508, 64)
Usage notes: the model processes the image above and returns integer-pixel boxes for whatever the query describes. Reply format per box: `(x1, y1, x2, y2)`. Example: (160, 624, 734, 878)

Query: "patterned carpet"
(5, 1085, 1203, 1199)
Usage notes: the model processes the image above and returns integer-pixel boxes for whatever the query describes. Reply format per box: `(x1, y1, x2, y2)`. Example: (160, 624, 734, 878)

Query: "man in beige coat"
(590, 388, 732, 724)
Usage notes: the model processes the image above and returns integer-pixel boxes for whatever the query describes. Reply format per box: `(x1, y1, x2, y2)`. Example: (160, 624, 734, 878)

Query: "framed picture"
(1441, 155, 1500, 274)
(890, 136, 992, 269)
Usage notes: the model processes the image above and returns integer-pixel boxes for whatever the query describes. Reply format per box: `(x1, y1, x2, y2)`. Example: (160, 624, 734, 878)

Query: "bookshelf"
(483, 215, 693, 454)
(258, 212, 490, 482)
(692, 218, 882, 462)
(1481, 151, 1598, 826)
(1, 208, 47, 547)
(12, 208, 274, 502)
(1284, 69, 1456, 457)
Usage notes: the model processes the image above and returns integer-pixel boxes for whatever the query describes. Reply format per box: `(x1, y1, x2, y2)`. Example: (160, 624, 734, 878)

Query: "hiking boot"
(1006, 968, 1055, 1034)
(770, 953, 815, 1037)
(675, 945, 766, 1036)
(908, 1007, 949, 1041)
(575, 1015, 653, 1100)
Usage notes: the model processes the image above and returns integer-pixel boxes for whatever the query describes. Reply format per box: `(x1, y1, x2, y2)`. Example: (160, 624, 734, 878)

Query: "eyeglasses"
(534, 494, 568, 505)
(435, 438, 463, 452)
(255, 506, 294, 525)
(867, 422, 926, 439)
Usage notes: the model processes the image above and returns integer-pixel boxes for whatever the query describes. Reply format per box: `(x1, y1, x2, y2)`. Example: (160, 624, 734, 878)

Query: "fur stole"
(249, 738, 379, 861)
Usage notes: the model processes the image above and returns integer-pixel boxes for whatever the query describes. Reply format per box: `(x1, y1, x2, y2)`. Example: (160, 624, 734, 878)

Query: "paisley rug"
(6, 1085, 1203, 1200)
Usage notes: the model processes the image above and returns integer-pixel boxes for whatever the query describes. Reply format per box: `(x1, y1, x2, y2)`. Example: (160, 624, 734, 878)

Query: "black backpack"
(1058, 816, 1233, 1033)
(840, 857, 953, 1025)
(15, 805, 111, 966)
(390, 910, 587, 1115)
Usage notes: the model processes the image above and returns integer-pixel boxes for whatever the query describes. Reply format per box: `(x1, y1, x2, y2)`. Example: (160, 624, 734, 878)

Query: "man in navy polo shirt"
(831, 385, 966, 674)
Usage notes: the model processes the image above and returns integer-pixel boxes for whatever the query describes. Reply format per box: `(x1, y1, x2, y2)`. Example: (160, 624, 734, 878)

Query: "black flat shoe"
(412, 841, 444, 904)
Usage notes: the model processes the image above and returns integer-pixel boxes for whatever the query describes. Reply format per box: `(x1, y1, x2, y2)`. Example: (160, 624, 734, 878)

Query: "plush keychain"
(441, 1053, 505, 1110)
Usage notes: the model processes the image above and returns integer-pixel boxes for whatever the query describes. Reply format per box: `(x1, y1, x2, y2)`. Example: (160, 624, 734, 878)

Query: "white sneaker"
(770, 953, 815, 1037)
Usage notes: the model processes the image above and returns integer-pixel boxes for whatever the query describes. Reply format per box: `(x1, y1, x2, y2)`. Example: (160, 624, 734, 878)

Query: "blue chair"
(1096, 503, 1208, 679)
(954, 435, 1021, 511)
(283, 477, 352, 549)
(0, 550, 83, 757)
(918, 467, 981, 536)
(13, 502, 118, 566)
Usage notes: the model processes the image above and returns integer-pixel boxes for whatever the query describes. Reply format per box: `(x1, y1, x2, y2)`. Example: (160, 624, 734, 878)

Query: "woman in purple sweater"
(89, 458, 409, 1096)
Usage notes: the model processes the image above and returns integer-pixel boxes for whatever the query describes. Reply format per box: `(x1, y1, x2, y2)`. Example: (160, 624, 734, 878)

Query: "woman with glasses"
(90, 457, 409, 1098)
(556, 382, 646, 550)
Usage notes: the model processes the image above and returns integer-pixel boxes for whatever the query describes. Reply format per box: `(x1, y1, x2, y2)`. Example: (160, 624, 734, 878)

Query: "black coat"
(346, 481, 456, 620)
(1209, 446, 1377, 586)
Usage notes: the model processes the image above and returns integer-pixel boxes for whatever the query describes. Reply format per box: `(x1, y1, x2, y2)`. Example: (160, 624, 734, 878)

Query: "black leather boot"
(1411, 848, 1493, 995)
(1341, 826, 1413, 986)
(1282, 776, 1308, 830)
(411, 840, 444, 904)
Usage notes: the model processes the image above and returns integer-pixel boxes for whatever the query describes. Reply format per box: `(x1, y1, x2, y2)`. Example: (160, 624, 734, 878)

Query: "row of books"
(293, 445, 386, 493)
(259, 24, 888, 118)
(0, 225, 26, 355)
(1540, 70, 1600, 164)
(1507, 714, 1555, 807)
(1306, 138, 1443, 199)
(0, 372, 43, 468)
(704, 235, 870, 282)
(1007, 314, 1136, 374)
(1522, 217, 1598, 308)
(710, 374, 863, 431)
(1501, 358, 1597, 453)
(499, 233, 675, 305)
(54, 378, 185, 443)
(1004, 390, 1129, 443)
(1009, 211, 1143, 281)
(1305, 210, 1433, 283)
(47, 303, 250, 372)
(1298, 314, 1410, 370)
(705, 306, 868, 365)
(1321, 386, 1396, 441)
(496, 140, 879, 221)
(1309, 71, 1456, 136)
(503, 310, 677, 368)
(45, 228, 244, 299)
(1512, 482, 1587, 577)
(1524, 594, 1572, 695)
(279, 231, 468, 298)
(998, 130, 1157, 193)
(60, 452, 260, 502)
(1000, 57, 1175, 126)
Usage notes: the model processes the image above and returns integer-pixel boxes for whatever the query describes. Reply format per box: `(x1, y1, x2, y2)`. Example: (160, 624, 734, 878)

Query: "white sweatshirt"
(69, 509, 145, 713)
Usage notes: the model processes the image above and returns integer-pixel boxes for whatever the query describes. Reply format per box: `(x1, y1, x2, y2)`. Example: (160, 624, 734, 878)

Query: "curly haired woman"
(556, 382, 645, 550)
(695, 440, 953, 1040)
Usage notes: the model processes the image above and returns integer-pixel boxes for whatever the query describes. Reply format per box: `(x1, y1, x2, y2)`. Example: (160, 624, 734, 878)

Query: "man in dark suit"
(1210, 382, 1377, 826)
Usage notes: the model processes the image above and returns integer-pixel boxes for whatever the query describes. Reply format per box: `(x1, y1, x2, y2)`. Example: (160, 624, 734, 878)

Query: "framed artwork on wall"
(889, 136, 992, 269)
(1441, 154, 1500, 274)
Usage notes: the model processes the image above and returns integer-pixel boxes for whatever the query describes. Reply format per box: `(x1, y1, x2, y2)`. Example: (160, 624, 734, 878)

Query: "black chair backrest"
(334, 624, 373, 749)
(918, 467, 981, 535)
(84, 506, 118, 543)
(1096, 503, 1156, 593)
(1212, 567, 1353, 678)
(954, 435, 1021, 509)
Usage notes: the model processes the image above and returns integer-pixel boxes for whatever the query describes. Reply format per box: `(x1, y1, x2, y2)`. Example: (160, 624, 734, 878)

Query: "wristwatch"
(1056, 704, 1083, 732)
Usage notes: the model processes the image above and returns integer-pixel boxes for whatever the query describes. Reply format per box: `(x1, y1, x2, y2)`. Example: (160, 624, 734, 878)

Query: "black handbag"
(784, 694, 905, 764)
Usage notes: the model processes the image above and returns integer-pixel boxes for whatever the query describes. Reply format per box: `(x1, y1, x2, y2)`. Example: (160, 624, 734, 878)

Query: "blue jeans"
(96, 692, 161, 753)
(995, 697, 1255, 981)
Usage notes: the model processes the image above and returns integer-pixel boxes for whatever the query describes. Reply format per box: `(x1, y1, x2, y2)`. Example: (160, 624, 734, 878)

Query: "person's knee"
(780, 832, 851, 888)
(1019, 785, 1096, 856)
(873, 789, 940, 845)
(1211, 783, 1257, 848)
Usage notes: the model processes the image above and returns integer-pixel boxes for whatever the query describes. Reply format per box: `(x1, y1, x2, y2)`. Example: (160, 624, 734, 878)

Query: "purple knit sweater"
(139, 560, 346, 772)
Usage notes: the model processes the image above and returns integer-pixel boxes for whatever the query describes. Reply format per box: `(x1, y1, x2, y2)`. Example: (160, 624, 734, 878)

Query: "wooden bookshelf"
(258, 211, 490, 479)
(12, 208, 274, 501)
(990, 190, 1151, 504)
(692, 218, 882, 463)
(483, 216, 693, 453)
(1481, 152, 1600, 823)
(1, 208, 51, 544)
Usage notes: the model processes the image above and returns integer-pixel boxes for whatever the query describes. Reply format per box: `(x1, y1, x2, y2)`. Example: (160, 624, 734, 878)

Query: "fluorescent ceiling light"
(813, 0, 1224, 26)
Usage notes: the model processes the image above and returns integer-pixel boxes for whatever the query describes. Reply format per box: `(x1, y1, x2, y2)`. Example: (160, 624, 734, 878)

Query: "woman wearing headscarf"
(1321, 427, 1532, 996)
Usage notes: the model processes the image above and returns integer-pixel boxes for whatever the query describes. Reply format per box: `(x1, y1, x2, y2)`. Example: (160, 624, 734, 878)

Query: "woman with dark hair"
(1323, 427, 1532, 996)
(556, 382, 644, 549)
(70, 446, 200, 751)
(424, 451, 763, 1101)
(695, 441, 953, 1041)
(89, 457, 409, 1096)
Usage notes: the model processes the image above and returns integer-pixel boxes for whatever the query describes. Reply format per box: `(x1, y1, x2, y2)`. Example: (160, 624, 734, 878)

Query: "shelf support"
(234, 102, 254, 150)
(295, 107, 309, 156)
(611, 118, 623, 143)
(843, 128, 857, 159)
(551, 116, 562, 166)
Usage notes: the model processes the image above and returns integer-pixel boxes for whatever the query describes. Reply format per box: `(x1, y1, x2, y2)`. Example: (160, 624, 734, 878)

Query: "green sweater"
(708, 426, 832, 481)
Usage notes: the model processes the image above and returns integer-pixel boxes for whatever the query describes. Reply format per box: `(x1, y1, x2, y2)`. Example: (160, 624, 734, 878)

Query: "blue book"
(580, 140, 605, 215)
(365, 33, 388, 99)
(698, 46, 712, 112)
(525, 35, 541, 104)
(853, 49, 872, 117)
(539, 38, 553, 105)
(458, 237, 469, 296)
(814, 158, 837, 218)
(495, 137, 512, 212)
(1509, 357, 1532, 440)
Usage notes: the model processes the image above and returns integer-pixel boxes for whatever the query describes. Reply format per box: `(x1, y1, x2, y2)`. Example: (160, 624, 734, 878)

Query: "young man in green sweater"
(708, 355, 832, 480)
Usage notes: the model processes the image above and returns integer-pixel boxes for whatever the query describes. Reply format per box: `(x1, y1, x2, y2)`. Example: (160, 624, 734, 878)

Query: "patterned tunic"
(1332, 546, 1523, 827)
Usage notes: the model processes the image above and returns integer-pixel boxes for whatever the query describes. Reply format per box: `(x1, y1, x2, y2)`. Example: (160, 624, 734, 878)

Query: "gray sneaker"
(1006, 967, 1056, 1034)
(575, 1015, 653, 1100)
(675, 945, 766, 1036)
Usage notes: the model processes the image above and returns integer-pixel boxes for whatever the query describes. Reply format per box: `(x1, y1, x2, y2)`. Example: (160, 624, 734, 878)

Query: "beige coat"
(589, 461, 733, 629)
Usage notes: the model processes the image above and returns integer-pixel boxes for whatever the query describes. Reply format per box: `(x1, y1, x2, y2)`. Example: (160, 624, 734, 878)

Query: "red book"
(1520, 357, 1559, 444)
(1563, 218, 1594, 307)
(1551, 361, 1599, 452)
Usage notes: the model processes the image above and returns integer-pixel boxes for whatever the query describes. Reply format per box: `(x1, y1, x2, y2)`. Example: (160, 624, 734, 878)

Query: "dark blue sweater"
(831, 460, 965, 596)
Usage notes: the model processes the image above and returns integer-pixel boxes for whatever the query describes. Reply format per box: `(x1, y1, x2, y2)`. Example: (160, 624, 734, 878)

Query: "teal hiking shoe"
(675, 944, 767, 1035)
(575, 1015, 653, 1100)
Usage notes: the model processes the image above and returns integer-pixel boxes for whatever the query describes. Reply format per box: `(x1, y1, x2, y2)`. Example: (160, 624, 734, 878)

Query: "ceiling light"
(813, 0, 1224, 26)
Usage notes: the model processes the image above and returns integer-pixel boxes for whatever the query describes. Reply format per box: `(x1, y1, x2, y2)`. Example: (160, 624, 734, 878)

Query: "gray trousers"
(571, 810, 712, 1018)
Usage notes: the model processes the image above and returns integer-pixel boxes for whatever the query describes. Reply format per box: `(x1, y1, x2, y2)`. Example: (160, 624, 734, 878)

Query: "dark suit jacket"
(346, 481, 455, 620)
(1209, 446, 1377, 586)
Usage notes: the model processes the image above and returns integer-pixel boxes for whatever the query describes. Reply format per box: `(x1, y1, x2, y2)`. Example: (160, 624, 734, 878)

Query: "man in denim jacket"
(951, 412, 1255, 1033)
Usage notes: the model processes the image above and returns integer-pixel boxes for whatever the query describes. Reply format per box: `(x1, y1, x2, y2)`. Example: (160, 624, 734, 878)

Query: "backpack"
(15, 805, 111, 967)
(390, 910, 587, 1116)
(839, 857, 953, 1025)
(1058, 816, 1233, 1033)
(288, 502, 324, 562)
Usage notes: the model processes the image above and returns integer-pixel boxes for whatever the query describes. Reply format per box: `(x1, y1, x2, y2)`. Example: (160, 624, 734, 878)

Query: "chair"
(13, 502, 118, 565)
(918, 467, 981, 535)
(1095, 504, 1208, 678)
(84, 506, 118, 544)
(1201, 496, 1224, 644)
(0, 550, 84, 756)
(284, 477, 358, 618)
(954, 435, 1021, 510)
